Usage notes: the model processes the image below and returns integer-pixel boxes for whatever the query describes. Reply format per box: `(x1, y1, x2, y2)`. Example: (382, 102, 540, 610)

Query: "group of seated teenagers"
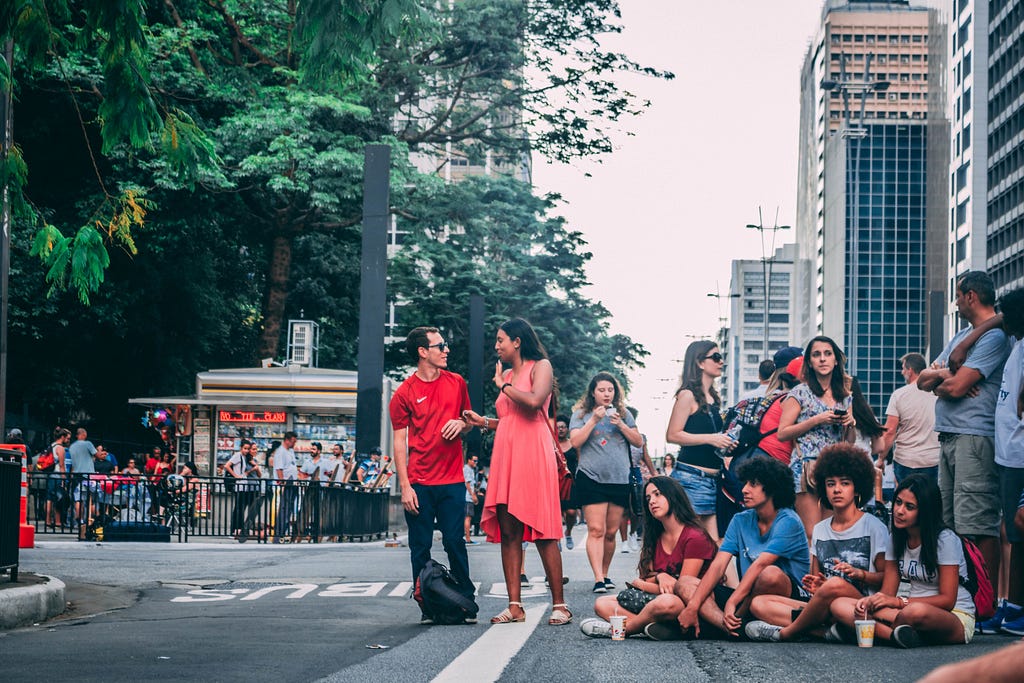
(581, 445, 1001, 648)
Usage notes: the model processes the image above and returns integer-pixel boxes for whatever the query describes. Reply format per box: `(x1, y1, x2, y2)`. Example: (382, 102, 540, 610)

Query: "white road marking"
(318, 582, 387, 597)
(388, 581, 413, 597)
(431, 603, 547, 683)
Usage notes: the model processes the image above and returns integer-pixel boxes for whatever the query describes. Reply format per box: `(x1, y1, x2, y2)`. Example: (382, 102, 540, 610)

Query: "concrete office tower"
(986, 2, 1024, 295)
(948, 1, 988, 334)
(723, 243, 799, 406)
(794, 0, 949, 414)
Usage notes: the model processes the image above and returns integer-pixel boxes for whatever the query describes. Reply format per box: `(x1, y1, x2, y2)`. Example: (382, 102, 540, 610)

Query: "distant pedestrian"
(877, 352, 939, 483)
(389, 325, 475, 624)
(69, 428, 97, 525)
(741, 359, 776, 400)
(273, 432, 299, 542)
(917, 270, 1009, 594)
(556, 414, 579, 549)
(464, 455, 479, 544)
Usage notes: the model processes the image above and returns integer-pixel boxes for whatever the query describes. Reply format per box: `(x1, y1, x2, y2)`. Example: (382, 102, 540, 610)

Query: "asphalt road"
(0, 535, 1015, 682)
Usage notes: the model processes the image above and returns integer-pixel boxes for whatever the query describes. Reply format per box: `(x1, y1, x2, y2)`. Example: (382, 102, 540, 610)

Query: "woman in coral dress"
(462, 317, 569, 625)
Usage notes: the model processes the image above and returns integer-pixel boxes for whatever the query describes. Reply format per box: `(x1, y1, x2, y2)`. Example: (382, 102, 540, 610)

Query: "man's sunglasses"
(426, 342, 450, 351)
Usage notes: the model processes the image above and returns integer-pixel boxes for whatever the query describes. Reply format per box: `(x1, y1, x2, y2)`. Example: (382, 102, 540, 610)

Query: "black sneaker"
(892, 624, 923, 649)
(644, 621, 688, 641)
(520, 574, 531, 587)
(420, 613, 434, 625)
(604, 578, 616, 590)
(544, 576, 570, 587)
(592, 581, 608, 594)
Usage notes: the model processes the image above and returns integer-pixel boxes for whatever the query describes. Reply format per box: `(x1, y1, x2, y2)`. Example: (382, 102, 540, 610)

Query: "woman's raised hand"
(591, 405, 607, 422)
(492, 361, 504, 388)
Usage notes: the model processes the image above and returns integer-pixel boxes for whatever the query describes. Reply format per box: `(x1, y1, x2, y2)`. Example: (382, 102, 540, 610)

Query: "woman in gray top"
(569, 371, 644, 594)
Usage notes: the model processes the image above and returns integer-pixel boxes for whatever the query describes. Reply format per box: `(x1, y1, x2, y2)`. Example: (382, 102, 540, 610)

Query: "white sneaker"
(580, 618, 613, 638)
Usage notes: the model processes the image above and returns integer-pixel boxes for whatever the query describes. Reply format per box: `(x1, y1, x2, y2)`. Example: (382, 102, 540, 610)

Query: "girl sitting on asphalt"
(829, 474, 976, 648)
(579, 476, 716, 638)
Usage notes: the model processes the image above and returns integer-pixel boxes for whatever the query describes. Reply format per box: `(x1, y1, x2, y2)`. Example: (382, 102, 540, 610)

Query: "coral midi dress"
(480, 360, 563, 542)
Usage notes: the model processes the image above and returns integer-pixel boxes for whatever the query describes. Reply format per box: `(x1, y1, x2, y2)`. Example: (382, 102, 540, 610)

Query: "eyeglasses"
(425, 342, 449, 351)
(702, 352, 724, 363)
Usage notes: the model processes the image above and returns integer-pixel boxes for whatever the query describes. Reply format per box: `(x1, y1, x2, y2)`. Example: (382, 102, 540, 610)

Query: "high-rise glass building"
(986, 1, 1024, 292)
(795, 0, 949, 414)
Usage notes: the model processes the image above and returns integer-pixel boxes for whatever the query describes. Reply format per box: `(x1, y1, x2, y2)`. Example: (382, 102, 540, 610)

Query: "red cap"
(786, 356, 804, 379)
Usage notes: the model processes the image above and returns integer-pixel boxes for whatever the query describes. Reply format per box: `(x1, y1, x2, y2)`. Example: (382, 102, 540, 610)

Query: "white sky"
(532, 0, 825, 456)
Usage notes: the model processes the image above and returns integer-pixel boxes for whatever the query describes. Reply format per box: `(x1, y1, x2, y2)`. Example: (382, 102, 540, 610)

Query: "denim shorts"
(670, 463, 717, 516)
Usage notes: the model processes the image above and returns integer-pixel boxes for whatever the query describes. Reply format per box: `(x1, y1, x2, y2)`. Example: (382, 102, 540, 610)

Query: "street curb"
(0, 574, 66, 630)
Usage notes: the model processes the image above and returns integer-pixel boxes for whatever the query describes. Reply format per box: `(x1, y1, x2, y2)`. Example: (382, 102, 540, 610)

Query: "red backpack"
(959, 535, 995, 620)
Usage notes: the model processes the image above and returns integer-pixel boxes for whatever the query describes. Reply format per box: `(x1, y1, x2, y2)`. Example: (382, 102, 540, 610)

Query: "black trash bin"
(0, 449, 21, 582)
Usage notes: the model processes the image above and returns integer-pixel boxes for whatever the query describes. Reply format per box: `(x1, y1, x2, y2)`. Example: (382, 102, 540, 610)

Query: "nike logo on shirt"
(416, 396, 427, 403)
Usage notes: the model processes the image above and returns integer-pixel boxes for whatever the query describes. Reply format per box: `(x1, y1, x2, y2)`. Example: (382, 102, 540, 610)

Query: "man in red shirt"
(390, 326, 474, 623)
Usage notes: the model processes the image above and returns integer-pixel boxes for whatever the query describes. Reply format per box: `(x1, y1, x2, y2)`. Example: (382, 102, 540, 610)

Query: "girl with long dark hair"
(579, 476, 716, 638)
(666, 340, 735, 541)
(777, 336, 857, 539)
(830, 475, 977, 647)
(569, 371, 644, 593)
(462, 318, 569, 625)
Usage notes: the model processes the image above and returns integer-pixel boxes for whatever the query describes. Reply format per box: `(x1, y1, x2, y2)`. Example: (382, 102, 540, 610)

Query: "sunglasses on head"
(703, 352, 724, 363)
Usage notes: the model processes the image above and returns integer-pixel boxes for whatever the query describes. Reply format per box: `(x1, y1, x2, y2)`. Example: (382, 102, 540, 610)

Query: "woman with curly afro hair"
(746, 443, 889, 641)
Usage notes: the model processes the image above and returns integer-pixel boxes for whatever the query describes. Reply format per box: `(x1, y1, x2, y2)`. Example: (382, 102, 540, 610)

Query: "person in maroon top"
(389, 326, 474, 623)
(579, 476, 717, 638)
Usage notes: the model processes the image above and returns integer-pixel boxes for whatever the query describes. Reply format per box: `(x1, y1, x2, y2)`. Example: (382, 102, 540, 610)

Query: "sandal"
(491, 601, 525, 624)
(548, 603, 572, 625)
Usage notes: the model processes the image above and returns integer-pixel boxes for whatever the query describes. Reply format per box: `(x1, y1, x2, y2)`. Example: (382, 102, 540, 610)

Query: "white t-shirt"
(300, 457, 331, 482)
(274, 445, 298, 481)
(995, 338, 1024, 468)
(884, 528, 975, 615)
(464, 464, 475, 503)
(885, 382, 940, 469)
(812, 512, 889, 595)
(227, 452, 260, 491)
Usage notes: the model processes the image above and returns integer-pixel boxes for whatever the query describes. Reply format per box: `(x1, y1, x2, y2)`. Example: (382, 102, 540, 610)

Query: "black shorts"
(571, 470, 629, 509)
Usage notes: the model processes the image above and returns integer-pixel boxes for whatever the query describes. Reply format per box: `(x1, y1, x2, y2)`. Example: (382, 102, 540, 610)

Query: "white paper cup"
(855, 619, 876, 647)
(609, 615, 626, 641)
(605, 407, 617, 417)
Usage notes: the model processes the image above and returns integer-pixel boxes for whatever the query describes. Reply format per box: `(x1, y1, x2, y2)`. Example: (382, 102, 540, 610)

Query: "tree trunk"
(258, 234, 292, 360)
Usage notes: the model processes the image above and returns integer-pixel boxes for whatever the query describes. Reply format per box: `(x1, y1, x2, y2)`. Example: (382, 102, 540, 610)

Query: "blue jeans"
(405, 482, 473, 599)
(669, 464, 717, 516)
(893, 462, 938, 485)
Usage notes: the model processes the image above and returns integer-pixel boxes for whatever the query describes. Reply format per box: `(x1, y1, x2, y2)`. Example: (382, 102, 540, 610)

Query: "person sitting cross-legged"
(745, 442, 888, 642)
(829, 474, 977, 648)
(656, 456, 810, 640)
(579, 476, 716, 638)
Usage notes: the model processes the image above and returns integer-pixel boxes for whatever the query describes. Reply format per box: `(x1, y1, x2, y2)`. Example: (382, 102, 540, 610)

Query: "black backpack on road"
(414, 559, 478, 625)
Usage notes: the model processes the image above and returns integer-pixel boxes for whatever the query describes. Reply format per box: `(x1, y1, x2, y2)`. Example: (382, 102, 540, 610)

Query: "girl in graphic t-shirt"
(745, 443, 889, 642)
(830, 474, 977, 648)
(579, 476, 717, 638)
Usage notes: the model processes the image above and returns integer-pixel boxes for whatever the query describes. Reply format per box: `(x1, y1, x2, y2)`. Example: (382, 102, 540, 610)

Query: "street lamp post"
(820, 53, 889, 370)
(745, 207, 790, 357)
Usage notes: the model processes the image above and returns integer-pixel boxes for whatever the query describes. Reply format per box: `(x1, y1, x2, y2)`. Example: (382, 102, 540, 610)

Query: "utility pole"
(746, 207, 790, 357)
(0, 39, 14, 439)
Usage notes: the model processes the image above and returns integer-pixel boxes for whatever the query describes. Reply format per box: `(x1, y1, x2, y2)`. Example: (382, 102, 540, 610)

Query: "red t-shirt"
(652, 524, 717, 578)
(389, 370, 471, 486)
(757, 396, 794, 465)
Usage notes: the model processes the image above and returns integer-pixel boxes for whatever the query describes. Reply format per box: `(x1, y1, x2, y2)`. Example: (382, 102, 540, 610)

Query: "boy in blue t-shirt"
(672, 456, 809, 639)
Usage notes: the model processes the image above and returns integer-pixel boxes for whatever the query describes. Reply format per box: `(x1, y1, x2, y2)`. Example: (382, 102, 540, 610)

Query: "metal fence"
(27, 472, 390, 543)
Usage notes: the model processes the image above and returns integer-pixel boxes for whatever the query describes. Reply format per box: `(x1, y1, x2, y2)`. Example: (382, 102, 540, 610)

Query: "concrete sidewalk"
(0, 573, 65, 629)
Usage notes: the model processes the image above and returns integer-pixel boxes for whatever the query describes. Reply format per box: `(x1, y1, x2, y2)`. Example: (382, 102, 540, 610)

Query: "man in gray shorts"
(918, 271, 1010, 595)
